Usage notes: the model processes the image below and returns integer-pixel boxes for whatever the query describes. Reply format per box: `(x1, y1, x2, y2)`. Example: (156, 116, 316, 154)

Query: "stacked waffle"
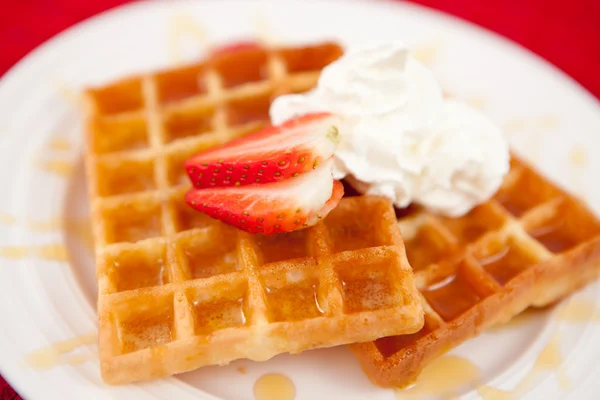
(83, 42, 600, 386)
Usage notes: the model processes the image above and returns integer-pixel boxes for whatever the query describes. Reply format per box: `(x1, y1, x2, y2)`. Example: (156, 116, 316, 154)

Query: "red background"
(1, 0, 599, 398)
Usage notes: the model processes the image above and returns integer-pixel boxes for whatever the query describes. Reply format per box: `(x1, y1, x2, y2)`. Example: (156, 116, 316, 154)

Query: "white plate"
(1, 0, 600, 399)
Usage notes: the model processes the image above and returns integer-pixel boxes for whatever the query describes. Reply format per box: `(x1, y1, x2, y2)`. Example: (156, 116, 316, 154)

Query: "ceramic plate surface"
(1, 0, 600, 399)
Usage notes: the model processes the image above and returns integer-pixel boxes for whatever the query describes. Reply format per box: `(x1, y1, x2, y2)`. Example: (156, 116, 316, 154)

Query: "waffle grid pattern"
(83, 43, 424, 384)
(349, 157, 600, 387)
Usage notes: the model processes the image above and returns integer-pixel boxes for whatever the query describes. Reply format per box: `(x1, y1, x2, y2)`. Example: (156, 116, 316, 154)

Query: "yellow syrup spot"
(25, 347, 60, 369)
(503, 115, 559, 133)
(557, 298, 600, 322)
(466, 96, 487, 110)
(0, 244, 68, 261)
(479, 334, 570, 399)
(25, 332, 97, 370)
(412, 40, 442, 66)
(254, 373, 296, 400)
(28, 218, 94, 255)
(34, 244, 68, 261)
(395, 356, 480, 399)
(35, 160, 73, 176)
(569, 147, 587, 168)
(28, 218, 62, 231)
(0, 213, 16, 224)
(167, 14, 209, 64)
(237, 366, 247, 374)
(535, 335, 561, 369)
(48, 137, 72, 151)
(539, 115, 559, 130)
(49, 76, 83, 109)
(478, 385, 511, 400)
(534, 335, 571, 389)
(0, 246, 29, 259)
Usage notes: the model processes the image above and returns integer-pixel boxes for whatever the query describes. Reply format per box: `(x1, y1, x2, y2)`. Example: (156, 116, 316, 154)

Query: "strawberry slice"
(185, 112, 341, 189)
(185, 160, 343, 235)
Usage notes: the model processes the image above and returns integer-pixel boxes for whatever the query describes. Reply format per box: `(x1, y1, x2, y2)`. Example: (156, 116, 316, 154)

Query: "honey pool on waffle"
(83, 43, 424, 384)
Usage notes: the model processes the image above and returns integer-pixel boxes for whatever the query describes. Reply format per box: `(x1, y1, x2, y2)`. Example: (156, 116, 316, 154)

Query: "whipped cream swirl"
(270, 41, 509, 217)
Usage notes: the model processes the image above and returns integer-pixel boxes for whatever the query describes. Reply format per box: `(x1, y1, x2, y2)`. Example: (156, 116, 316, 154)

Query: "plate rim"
(1, 1, 600, 399)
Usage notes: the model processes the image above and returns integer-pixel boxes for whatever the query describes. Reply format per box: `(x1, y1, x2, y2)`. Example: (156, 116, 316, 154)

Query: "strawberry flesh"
(185, 161, 343, 235)
(185, 112, 341, 188)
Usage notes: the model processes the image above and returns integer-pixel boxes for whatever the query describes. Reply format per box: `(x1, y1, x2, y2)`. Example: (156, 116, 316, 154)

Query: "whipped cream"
(270, 41, 509, 217)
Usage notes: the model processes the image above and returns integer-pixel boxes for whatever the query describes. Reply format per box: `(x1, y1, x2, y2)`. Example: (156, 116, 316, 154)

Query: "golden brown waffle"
(349, 156, 600, 387)
(83, 43, 424, 384)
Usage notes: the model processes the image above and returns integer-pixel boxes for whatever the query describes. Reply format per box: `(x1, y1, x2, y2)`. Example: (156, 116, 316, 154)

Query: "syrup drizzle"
(503, 115, 558, 132)
(568, 145, 587, 199)
(0, 246, 29, 259)
(466, 96, 487, 110)
(29, 218, 94, 254)
(35, 160, 74, 176)
(0, 213, 16, 224)
(479, 298, 600, 397)
(557, 298, 600, 322)
(569, 146, 587, 168)
(395, 356, 480, 399)
(401, 297, 600, 399)
(48, 137, 72, 151)
(49, 76, 83, 109)
(478, 335, 570, 399)
(412, 40, 442, 66)
(25, 333, 97, 370)
(254, 373, 296, 400)
(0, 244, 68, 261)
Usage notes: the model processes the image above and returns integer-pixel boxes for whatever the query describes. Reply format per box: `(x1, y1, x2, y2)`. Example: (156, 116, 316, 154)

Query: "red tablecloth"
(1, 1, 599, 398)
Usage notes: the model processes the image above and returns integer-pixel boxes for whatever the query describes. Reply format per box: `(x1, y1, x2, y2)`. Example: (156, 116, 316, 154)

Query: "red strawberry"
(185, 160, 343, 235)
(210, 41, 263, 56)
(185, 112, 341, 189)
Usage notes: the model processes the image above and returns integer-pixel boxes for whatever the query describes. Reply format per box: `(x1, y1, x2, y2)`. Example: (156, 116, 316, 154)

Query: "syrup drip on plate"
(0, 244, 68, 261)
(29, 218, 94, 254)
(411, 40, 442, 66)
(478, 335, 570, 399)
(557, 298, 600, 322)
(0, 213, 16, 224)
(25, 332, 97, 370)
(34, 244, 69, 261)
(49, 77, 83, 109)
(395, 356, 480, 399)
(35, 160, 74, 176)
(479, 298, 600, 398)
(48, 137, 72, 151)
(0, 246, 29, 259)
(254, 373, 296, 400)
(569, 146, 587, 168)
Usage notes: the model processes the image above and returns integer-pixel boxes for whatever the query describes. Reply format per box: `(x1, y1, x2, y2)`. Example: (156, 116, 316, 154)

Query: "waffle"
(83, 42, 424, 384)
(349, 156, 600, 387)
